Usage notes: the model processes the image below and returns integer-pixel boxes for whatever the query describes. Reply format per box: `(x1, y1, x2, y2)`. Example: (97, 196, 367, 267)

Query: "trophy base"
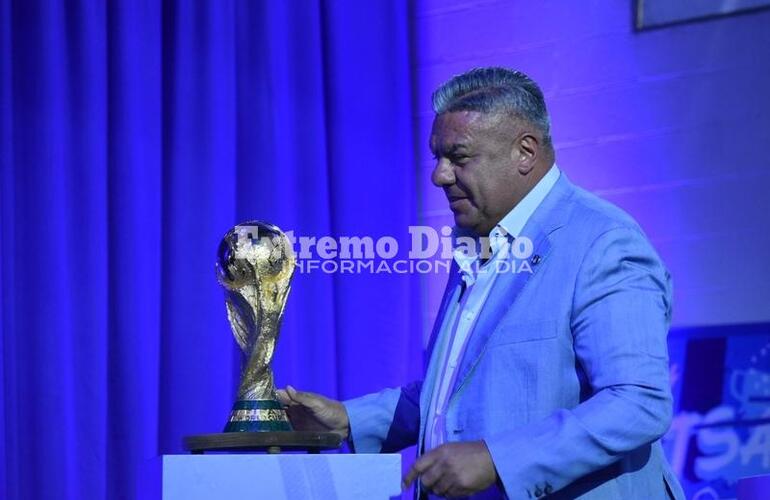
(183, 431, 343, 454)
(224, 399, 292, 432)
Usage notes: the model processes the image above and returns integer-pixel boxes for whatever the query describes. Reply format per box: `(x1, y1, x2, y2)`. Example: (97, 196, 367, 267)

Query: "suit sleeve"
(343, 380, 422, 453)
(484, 226, 674, 497)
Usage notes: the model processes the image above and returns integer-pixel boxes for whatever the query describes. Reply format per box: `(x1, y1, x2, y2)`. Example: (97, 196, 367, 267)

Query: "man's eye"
(452, 155, 469, 164)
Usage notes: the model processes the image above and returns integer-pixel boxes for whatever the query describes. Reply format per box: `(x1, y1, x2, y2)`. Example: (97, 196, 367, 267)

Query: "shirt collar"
(451, 165, 561, 282)
(496, 164, 560, 239)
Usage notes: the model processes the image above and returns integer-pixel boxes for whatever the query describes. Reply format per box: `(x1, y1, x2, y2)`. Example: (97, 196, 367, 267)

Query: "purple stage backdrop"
(0, 1, 421, 499)
(2, 1, 770, 499)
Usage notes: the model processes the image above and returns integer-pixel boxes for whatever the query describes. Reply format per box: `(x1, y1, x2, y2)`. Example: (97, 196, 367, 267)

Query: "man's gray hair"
(432, 67, 552, 147)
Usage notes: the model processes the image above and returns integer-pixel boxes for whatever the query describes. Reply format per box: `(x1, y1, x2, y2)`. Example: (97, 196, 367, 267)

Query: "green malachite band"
(232, 400, 283, 410)
(224, 399, 291, 433)
(224, 420, 292, 432)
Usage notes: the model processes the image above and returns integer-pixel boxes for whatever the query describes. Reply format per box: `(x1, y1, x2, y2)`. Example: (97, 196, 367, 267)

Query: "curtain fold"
(0, 1, 421, 498)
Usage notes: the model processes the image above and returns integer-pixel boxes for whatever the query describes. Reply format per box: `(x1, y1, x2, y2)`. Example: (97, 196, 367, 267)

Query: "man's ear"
(512, 132, 538, 174)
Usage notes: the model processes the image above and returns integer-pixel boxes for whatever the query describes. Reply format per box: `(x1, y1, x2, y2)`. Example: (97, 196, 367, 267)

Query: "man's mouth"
(448, 196, 470, 211)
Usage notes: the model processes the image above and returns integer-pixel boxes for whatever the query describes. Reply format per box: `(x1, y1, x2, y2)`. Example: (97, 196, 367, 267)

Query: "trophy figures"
(216, 221, 295, 432)
(183, 221, 341, 453)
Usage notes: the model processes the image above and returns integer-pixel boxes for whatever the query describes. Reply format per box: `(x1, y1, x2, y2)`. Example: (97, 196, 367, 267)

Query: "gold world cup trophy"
(216, 221, 295, 432)
(184, 221, 340, 453)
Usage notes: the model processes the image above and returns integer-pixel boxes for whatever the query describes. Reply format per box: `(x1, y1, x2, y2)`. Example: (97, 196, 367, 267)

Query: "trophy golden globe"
(184, 221, 341, 453)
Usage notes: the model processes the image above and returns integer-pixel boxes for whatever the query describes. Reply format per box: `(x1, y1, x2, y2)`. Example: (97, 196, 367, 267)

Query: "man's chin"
(453, 214, 480, 233)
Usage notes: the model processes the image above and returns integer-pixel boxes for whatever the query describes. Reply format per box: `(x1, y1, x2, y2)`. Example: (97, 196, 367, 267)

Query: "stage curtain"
(0, 1, 422, 498)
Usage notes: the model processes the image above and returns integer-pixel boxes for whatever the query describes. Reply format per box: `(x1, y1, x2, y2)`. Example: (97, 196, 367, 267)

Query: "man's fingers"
(402, 452, 437, 489)
(402, 466, 419, 490)
(430, 475, 454, 498)
(420, 465, 442, 491)
(402, 461, 425, 489)
(276, 389, 291, 406)
(279, 386, 313, 408)
(286, 385, 310, 404)
(287, 385, 325, 410)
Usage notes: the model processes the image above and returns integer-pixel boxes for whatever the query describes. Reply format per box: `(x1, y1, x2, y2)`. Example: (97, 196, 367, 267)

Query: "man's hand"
(276, 385, 350, 439)
(402, 441, 498, 498)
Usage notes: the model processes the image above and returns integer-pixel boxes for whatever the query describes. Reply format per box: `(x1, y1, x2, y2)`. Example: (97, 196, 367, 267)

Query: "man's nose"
(431, 158, 455, 187)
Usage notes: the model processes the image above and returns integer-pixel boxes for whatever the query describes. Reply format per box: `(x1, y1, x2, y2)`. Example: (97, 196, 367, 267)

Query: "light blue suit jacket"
(344, 174, 685, 499)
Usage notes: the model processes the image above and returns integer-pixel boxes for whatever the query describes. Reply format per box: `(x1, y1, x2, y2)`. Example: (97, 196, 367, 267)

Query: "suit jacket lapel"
(449, 232, 553, 396)
(449, 173, 575, 397)
(425, 263, 462, 361)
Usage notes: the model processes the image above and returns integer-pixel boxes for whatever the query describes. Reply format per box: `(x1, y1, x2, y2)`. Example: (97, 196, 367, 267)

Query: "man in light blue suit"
(278, 68, 684, 499)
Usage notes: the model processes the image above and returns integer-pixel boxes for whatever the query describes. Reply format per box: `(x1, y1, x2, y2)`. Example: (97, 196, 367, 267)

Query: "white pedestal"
(144, 453, 402, 500)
